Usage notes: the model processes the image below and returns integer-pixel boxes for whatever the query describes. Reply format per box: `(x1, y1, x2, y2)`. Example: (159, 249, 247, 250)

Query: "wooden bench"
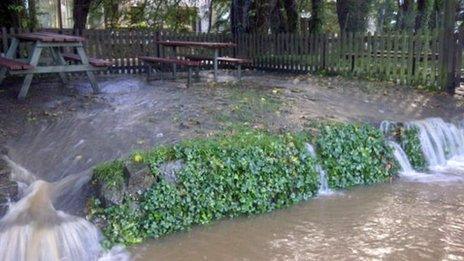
(183, 55, 251, 80)
(62, 53, 112, 67)
(139, 56, 200, 87)
(0, 57, 34, 71)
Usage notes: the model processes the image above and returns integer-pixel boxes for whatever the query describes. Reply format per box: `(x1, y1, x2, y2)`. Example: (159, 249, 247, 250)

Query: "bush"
(89, 125, 399, 246)
(399, 127, 427, 171)
(90, 130, 319, 245)
(316, 123, 398, 189)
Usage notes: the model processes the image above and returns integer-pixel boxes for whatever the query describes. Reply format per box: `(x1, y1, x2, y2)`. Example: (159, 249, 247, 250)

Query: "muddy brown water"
(132, 176, 464, 260)
(2, 74, 464, 260)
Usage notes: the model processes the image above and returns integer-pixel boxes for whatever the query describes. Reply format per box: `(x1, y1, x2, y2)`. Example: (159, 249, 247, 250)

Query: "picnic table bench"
(0, 57, 34, 71)
(155, 40, 237, 82)
(140, 40, 250, 87)
(183, 55, 251, 81)
(139, 56, 200, 87)
(0, 32, 109, 99)
(62, 53, 112, 67)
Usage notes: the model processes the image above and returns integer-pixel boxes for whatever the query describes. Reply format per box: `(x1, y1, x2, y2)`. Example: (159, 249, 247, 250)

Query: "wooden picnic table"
(155, 40, 237, 81)
(0, 32, 104, 99)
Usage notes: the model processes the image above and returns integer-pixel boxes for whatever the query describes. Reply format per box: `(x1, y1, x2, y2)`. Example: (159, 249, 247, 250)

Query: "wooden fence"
(0, 27, 461, 91)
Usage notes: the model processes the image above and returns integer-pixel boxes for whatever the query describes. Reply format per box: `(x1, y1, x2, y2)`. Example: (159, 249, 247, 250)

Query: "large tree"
(415, 0, 431, 30)
(336, 0, 372, 33)
(230, 0, 252, 35)
(397, 0, 415, 30)
(247, 0, 277, 33)
(308, 0, 324, 34)
(270, 0, 286, 33)
(231, 0, 299, 35)
(284, 0, 299, 33)
(73, 0, 94, 32)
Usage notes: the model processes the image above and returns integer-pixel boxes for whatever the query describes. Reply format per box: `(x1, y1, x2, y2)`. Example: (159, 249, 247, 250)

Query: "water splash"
(388, 141, 415, 175)
(305, 143, 332, 195)
(408, 118, 464, 168)
(379, 121, 397, 135)
(0, 157, 130, 261)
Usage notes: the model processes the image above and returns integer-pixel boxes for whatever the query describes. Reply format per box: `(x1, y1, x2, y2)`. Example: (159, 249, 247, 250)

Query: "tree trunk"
(247, 0, 272, 33)
(230, 0, 252, 36)
(429, 0, 444, 29)
(309, 0, 324, 34)
(415, 0, 428, 30)
(28, 0, 38, 29)
(440, 0, 458, 93)
(208, 0, 213, 32)
(283, 0, 298, 33)
(270, 0, 287, 33)
(336, 0, 371, 33)
(398, 0, 415, 30)
(73, 0, 94, 32)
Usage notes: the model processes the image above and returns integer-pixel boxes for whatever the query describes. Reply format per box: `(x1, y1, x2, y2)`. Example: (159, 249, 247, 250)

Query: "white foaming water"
(408, 118, 464, 168)
(0, 156, 130, 261)
(388, 141, 415, 175)
(379, 120, 397, 135)
(305, 143, 332, 195)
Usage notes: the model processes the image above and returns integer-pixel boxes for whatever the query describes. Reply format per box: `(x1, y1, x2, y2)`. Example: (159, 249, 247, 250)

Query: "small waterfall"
(305, 143, 331, 195)
(380, 120, 397, 135)
(388, 141, 415, 175)
(0, 156, 130, 261)
(408, 118, 464, 168)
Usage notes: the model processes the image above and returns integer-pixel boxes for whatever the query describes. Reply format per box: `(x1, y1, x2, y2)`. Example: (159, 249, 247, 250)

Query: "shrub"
(90, 130, 319, 245)
(93, 160, 125, 189)
(89, 125, 399, 246)
(400, 127, 427, 171)
(316, 123, 398, 189)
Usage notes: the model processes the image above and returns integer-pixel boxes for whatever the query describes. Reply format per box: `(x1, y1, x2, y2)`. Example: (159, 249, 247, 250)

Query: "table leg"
(18, 43, 43, 100)
(50, 47, 68, 84)
(76, 45, 100, 93)
(146, 63, 152, 81)
(213, 49, 219, 82)
(0, 38, 19, 85)
(172, 46, 177, 79)
(237, 64, 242, 81)
(187, 67, 192, 88)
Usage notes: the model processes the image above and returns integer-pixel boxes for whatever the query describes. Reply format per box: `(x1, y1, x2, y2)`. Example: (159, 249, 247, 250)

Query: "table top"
(14, 32, 86, 43)
(155, 40, 236, 49)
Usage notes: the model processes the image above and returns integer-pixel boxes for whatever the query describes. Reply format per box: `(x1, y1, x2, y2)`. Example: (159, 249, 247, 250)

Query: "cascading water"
(408, 118, 464, 168)
(305, 143, 332, 195)
(388, 141, 415, 175)
(0, 156, 130, 261)
(379, 120, 397, 135)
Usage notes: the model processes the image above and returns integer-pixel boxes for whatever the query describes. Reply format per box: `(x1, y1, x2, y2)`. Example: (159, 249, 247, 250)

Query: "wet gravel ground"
(1, 70, 462, 149)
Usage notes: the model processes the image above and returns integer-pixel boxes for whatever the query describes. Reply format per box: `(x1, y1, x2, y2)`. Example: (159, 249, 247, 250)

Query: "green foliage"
(316, 123, 398, 189)
(93, 160, 125, 188)
(89, 125, 399, 246)
(90, 130, 319, 245)
(89, 198, 145, 246)
(400, 127, 427, 171)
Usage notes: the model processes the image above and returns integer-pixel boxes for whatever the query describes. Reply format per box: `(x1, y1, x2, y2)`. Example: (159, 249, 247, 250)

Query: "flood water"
(1, 77, 464, 260)
(132, 171, 464, 260)
(132, 118, 464, 260)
